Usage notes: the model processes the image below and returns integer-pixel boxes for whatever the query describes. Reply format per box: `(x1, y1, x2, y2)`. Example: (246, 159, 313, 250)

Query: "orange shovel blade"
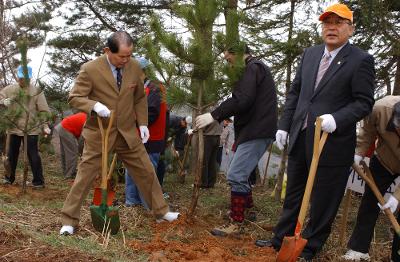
(276, 235, 308, 262)
(93, 187, 115, 206)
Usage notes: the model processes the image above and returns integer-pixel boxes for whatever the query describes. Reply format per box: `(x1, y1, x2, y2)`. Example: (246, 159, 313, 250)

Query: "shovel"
(352, 162, 400, 237)
(90, 112, 120, 235)
(276, 117, 328, 262)
(92, 153, 117, 206)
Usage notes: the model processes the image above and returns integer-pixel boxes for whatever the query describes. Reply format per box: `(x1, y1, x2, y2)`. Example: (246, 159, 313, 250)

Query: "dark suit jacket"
(211, 57, 277, 145)
(279, 43, 375, 166)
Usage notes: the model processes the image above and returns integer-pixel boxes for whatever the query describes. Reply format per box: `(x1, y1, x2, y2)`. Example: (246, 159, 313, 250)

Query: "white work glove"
(378, 194, 399, 213)
(139, 125, 150, 143)
(188, 129, 194, 135)
(354, 154, 363, 165)
(43, 127, 51, 135)
(275, 130, 288, 150)
(2, 98, 11, 107)
(195, 113, 214, 129)
(93, 102, 110, 117)
(319, 114, 337, 133)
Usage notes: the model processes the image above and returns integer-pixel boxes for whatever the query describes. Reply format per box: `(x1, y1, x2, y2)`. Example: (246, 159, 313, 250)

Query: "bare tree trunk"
(274, 0, 295, 201)
(393, 56, 400, 95)
(385, 74, 392, 95)
(188, 81, 205, 218)
(261, 143, 273, 187)
(224, 0, 239, 46)
(275, 147, 287, 201)
(177, 135, 192, 183)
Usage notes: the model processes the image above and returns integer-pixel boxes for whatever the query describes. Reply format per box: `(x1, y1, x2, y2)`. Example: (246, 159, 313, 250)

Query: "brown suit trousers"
(61, 132, 168, 226)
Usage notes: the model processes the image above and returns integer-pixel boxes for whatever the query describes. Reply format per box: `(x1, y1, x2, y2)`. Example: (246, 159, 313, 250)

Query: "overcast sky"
(17, 0, 336, 83)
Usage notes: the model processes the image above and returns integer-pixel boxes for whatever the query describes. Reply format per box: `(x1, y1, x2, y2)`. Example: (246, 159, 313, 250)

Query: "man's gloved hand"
(195, 113, 214, 129)
(93, 102, 111, 117)
(275, 130, 288, 150)
(139, 126, 150, 143)
(378, 194, 399, 213)
(3, 98, 11, 107)
(319, 114, 337, 133)
(43, 127, 51, 135)
(188, 129, 194, 135)
(354, 154, 363, 165)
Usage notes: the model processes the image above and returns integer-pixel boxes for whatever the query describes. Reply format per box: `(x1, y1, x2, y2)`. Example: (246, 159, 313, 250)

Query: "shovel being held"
(352, 162, 400, 238)
(90, 112, 120, 235)
(92, 153, 117, 206)
(276, 117, 328, 262)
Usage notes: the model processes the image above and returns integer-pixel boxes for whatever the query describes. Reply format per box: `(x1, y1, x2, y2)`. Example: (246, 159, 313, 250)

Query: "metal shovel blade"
(277, 234, 307, 262)
(90, 203, 120, 235)
(90, 189, 120, 235)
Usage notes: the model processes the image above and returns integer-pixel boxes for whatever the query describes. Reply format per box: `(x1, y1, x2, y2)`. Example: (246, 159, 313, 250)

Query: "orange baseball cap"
(319, 3, 353, 23)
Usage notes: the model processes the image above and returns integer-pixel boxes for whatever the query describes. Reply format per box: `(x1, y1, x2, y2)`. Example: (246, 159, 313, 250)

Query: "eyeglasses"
(321, 20, 352, 26)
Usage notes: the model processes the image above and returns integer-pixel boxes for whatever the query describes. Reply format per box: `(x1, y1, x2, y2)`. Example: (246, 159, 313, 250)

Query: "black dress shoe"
(255, 239, 273, 247)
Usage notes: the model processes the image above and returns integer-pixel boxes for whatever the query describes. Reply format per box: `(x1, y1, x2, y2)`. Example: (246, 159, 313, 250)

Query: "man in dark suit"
(255, 3, 375, 260)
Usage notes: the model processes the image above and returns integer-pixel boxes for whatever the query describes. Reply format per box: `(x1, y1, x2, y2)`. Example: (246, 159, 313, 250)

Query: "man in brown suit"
(60, 31, 179, 235)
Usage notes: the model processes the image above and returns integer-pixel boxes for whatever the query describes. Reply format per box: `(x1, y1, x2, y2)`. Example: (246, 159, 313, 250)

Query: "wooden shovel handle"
(107, 153, 117, 181)
(352, 162, 400, 235)
(97, 112, 115, 189)
(297, 118, 329, 229)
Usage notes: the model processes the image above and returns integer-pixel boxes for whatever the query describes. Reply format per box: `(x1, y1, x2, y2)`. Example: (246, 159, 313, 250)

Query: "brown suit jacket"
(69, 55, 147, 149)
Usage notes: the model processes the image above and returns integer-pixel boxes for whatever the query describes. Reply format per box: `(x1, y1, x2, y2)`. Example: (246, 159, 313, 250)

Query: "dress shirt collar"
(106, 55, 123, 80)
(323, 42, 347, 64)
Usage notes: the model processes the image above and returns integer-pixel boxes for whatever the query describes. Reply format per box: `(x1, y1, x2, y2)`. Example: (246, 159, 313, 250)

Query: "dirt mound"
(0, 184, 65, 202)
(128, 215, 276, 261)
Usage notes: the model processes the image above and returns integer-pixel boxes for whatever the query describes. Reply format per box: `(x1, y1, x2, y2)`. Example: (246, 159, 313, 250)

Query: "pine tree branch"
(241, 0, 269, 11)
(3, 115, 21, 131)
(185, 103, 198, 111)
(107, 0, 173, 10)
(82, 0, 117, 32)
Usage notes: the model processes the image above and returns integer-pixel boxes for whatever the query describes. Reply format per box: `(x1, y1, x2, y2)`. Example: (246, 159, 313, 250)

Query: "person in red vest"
(54, 112, 87, 179)
(125, 57, 167, 207)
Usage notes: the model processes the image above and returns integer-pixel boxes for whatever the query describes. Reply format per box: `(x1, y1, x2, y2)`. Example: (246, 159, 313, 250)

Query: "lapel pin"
(337, 61, 341, 65)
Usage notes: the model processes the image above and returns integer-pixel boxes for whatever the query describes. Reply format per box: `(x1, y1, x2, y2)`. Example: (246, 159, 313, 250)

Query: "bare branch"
(81, 0, 117, 32)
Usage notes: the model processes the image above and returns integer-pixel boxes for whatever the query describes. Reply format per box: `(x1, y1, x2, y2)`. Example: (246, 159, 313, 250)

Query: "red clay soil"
(129, 215, 277, 262)
(0, 227, 107, 262)
(0, 183, 65, 201)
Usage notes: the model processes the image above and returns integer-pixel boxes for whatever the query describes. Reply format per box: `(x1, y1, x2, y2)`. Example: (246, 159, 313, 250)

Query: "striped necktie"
(302, 52, 332, 130)
(315, 53, 331, 89)
(116, 68, 122, 89)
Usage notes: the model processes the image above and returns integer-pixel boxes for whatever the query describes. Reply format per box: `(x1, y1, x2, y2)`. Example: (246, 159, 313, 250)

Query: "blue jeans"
(227, 138, 272, 192)
(125, 152, 160, 208)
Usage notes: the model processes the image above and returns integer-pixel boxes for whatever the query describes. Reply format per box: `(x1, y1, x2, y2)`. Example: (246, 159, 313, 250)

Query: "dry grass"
(0, 152, 395, 261)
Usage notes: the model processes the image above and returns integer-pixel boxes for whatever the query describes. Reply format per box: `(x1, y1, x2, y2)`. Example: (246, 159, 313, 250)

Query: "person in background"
(169, 114, 191, 157)
(54, 112, 87, 179)
(200, 120, 223, 188)
(256, 4, 375, 260)
(0, 65, 51, 188)
(342, 96, 400, 261)
(220, 118, 234, 175)
(125, 57, 168, 207)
